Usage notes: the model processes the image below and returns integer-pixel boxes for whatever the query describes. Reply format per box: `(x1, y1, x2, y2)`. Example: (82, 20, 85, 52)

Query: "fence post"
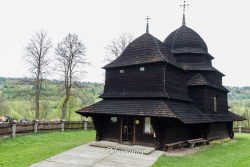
(11, 122, 17, 138)
(239, 126, 242, 133)
(34, 120, 39, 133)
(84, 119, 88, 130)
(60, 119, 66, 132)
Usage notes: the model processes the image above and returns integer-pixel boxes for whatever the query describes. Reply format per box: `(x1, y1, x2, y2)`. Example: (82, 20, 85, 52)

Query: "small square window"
(119, 69, 124, 73)
(140, 67, 145, 71)
(111, 117, 117, 123)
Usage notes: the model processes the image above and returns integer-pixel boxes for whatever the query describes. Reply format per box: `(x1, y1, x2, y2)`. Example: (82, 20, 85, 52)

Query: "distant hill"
(1, 76, 250, 105)
(0, 77, 103, 100)
(226, 86, 250, 106)
(0, 77, 104, 121)
(0, 77, 249, 126)
(227, 86, 250, 100)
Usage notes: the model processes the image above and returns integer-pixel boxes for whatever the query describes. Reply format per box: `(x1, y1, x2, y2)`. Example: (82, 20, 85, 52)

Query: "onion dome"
(164, 25, 208, 54)
(104, 33, 178, 69)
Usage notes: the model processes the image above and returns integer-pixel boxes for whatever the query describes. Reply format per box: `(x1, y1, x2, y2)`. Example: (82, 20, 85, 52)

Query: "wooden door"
(121, 116, 134, 142)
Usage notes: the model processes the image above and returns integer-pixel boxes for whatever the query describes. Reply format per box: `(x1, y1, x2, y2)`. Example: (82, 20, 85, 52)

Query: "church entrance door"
(121, 116, 134, 142)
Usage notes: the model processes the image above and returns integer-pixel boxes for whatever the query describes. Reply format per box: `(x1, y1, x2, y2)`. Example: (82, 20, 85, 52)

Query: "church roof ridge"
(104, 33, 178, 69)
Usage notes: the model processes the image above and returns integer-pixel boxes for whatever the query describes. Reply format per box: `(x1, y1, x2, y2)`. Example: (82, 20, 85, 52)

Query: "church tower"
(164, 1, 228, 114)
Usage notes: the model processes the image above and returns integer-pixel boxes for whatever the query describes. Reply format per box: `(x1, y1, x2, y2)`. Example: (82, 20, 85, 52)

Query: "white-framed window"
(144, 117, 154, 134)
(119, 69, 124, 73)
(111, 117, 117, 123)
(139, 67, 145, 71)
(214, 96, 218, 112)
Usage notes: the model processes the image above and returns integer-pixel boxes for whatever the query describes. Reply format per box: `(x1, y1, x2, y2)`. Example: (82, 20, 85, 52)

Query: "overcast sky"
(0, 0, 249, 86)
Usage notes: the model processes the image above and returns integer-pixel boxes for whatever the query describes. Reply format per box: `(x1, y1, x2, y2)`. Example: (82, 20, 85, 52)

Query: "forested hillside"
(0, 77, 249, 126)
(0, 77, 103, 121)
(227, 86, 250, 127)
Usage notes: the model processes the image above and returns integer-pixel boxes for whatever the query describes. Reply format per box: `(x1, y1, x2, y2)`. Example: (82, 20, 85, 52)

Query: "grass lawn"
(0, 130, 95, 167)
(153, 133, 250, 167)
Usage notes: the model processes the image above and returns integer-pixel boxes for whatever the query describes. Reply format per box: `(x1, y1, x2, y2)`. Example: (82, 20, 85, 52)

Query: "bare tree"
(55, 33, 87, 120)
(105, 33, 133, 62)
(24, 31, 52, 120)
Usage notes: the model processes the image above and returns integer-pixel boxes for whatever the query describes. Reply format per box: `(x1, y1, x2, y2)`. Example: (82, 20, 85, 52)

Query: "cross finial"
(145, 16, 151, 33)
(180, 1, 189, 26)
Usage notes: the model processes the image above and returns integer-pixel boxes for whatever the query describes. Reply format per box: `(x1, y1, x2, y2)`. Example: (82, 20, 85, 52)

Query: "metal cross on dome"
(180, 0, 189, 14)
(145, 16, 151, 23)
(180, 1, 189, 26)
(145, 16, 151, 33)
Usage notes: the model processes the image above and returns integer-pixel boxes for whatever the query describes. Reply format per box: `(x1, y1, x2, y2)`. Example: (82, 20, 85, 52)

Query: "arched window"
(214, 96, 218, 112)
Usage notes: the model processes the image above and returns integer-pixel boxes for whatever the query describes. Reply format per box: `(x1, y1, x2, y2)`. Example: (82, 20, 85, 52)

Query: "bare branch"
(23, 30, 52, 119)
(54, 33, 87, 120)
(105, 33, 134, 63)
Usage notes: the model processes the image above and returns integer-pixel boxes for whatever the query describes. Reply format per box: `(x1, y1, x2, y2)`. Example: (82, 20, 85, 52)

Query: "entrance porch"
(92, 115, 157, 147)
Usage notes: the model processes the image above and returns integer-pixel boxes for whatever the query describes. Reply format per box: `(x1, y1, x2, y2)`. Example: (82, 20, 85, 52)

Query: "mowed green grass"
(0, 130, 95, 167)
(153, 133, 250, 167)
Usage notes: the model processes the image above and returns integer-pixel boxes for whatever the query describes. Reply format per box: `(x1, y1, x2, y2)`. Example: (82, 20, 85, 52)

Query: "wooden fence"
(0, 121, 93, 139)
(1, 122, 249, 140)
(233, 127, 250, 133)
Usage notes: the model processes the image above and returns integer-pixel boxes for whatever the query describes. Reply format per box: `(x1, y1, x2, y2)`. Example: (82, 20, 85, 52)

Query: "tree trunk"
(35, 79, 40, 120)
(35, 93, 39, 120)
(61, 94, 69, 120)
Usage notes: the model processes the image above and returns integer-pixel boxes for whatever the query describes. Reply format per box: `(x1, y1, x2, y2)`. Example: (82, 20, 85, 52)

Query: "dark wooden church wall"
(101, 116, 121, 142)
(165, 65, 189, 99)
(93, 116, 231, 146)
(103, 63, 192, 100)
(92, 115, 104, 141)
(188, 86, 206, 111)
(203, 87, 228, 113)
(103, 63, 165, 97)
(207, 122, 230, 141)
(175, 54, 212, 65)
(92, 115, 120, 142)
(152, 118, 200, 147)
(134, 117, 156, 147)
(161, 119, 200, 144)
(188, 86, 228, 113)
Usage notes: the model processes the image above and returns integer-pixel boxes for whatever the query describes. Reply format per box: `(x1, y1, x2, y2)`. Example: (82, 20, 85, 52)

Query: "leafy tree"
(57, 96, 79, 121)
(0, 96, 10, 116)
(40, 101, 52, 120)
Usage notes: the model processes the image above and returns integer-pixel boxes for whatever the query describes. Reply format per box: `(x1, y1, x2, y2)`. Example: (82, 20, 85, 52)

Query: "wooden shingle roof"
(188, 73, 228, 92)
(180, 63, 225, 76)
(76, 99, 244, 124)
(188, 73, 209, 85)
(77, 100, 177, 118)
(100, 92, 191, 102)
(104, 33, 178, 69)
(164, 25, 208, 54)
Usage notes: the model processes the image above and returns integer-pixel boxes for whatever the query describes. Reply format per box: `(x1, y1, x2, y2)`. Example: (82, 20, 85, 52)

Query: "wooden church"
(76, 9, 245, 148)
